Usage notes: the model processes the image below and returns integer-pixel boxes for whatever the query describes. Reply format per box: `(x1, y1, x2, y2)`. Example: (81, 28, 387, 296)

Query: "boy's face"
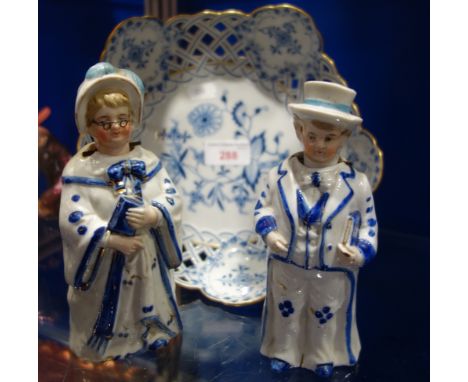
(88, 105, 132, 152)
(297, 120, 348, 164)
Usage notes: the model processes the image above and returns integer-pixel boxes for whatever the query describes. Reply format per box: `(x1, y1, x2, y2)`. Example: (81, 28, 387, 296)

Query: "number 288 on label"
(219, 150, 238, 161)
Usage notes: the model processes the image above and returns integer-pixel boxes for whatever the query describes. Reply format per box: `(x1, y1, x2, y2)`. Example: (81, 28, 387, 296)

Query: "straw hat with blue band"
(288, 81, 362, 130)
(75, 62, 145, 139)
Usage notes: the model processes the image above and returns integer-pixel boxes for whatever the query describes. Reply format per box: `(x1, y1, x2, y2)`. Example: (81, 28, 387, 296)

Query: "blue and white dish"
(96, 5, 384, 305)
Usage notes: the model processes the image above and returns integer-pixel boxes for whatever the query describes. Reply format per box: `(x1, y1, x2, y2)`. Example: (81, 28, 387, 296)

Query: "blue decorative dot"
(142, 305, 154, 313)
(282, 311, 289, 318)
(326, 313, 334, 320)
(369, 230, 376, 237)
(77, 226, 87, 235)
(278, 303, 284, 310)
(366, 207, 373, 213)
(118, 333, 123, 338)
(319, 318, 327, 325)
(289, 307, 295, 314)
(166, 188, 176, 194)
(284, 300, 292, 309)
(366, 196, 372, 202)
(315, 311, 323, 318)
(166, 197, 175, 205)
(326, 222, 332, 229)
(71, 194, 80, 202)
(261, 191, 266, 198)
(164, 178, 171, 184)
(255, 200, 263, 210)
(327, 245, 333, 251)
(68, 211, 83, 223)
(322, 306, 330, 314)
(254, 211, 260, 216)
(368, 218, 377, 227)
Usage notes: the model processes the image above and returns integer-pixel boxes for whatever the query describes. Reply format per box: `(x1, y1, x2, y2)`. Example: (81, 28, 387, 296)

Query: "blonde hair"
(86, 90, 132, 127)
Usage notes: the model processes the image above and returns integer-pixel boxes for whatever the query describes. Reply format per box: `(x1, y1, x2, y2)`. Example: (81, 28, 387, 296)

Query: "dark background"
(39, 0, 429, 380)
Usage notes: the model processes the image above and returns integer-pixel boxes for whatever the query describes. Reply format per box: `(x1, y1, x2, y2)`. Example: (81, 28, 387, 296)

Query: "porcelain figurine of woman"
(254, 81, 378, 378)
(59, 63, 183, 362)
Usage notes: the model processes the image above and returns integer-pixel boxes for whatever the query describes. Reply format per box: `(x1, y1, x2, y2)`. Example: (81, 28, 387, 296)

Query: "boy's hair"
(86, 90, 132, 127)
(293, 115, 351, 136)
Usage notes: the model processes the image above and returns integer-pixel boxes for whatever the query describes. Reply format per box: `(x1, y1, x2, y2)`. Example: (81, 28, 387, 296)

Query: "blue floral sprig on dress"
(279, 300, 295, 317)
(314, 306, 334, 325)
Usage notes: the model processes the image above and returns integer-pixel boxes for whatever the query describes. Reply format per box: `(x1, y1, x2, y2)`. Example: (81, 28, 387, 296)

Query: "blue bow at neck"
(107, 160, 146, 195)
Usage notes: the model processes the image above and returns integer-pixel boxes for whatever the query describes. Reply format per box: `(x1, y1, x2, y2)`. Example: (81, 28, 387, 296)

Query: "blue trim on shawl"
(62, 161, 162, 188)
(155, 249, 183, 331)
(319, 166, 355, 268)
(73, 226, 106, 290)
(255, 216, 277, 237)
(62, 176, 109, 187)
(151, 201, 183, 266)
(276, 161, 296, 261)
(146, 161, 162, 181)
(87, 251, 126, 354)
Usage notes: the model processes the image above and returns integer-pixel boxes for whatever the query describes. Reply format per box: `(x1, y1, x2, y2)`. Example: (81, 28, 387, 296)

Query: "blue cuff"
(357, 239, 377, 265)
(255, 216, 278, 237)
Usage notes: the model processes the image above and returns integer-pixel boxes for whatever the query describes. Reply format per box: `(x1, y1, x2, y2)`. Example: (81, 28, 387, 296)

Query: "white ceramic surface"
(95, 5, 383, 305)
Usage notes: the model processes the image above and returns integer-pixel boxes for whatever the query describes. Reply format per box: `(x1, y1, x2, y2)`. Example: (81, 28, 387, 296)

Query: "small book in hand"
(108, 195, 143, 237)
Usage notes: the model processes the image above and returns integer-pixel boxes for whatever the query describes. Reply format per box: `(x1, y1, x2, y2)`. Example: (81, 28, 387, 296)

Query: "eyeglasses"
(92, 119, 130, 130)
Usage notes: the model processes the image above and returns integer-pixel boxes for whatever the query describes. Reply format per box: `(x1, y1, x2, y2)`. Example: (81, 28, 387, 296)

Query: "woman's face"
(298, 120, 348, 164)
(88, 105, 132, 153)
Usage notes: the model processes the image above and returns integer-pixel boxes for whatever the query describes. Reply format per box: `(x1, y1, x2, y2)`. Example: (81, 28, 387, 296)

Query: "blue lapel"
(276, 160, 296, 261)
(319, 165, 356, 268)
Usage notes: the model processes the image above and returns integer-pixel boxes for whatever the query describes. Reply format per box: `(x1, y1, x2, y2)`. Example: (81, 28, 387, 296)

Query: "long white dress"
(254, 153, 378, 371)
(59, 143, 183, 362)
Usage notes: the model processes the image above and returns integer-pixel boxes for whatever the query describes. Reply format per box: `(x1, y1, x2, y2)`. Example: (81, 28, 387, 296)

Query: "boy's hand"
(265, 231, 288, 253)
(107, 234, 144, 256)
(126, 206, 162, 229)
(337, 243, 364, 267)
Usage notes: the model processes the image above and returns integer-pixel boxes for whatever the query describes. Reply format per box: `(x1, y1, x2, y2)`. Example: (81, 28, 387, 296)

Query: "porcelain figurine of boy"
(59, 63, 183, 362)
(254, 81, 378, 378)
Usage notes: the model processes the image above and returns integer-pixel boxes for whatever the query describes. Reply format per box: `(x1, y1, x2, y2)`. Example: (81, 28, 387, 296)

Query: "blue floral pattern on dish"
(218, 265, 266, 288)
(260, 22, 302, 55)
(188, 104, 223, 137)
(160, 91, 289, 214)
(173, 224, 267, 305)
